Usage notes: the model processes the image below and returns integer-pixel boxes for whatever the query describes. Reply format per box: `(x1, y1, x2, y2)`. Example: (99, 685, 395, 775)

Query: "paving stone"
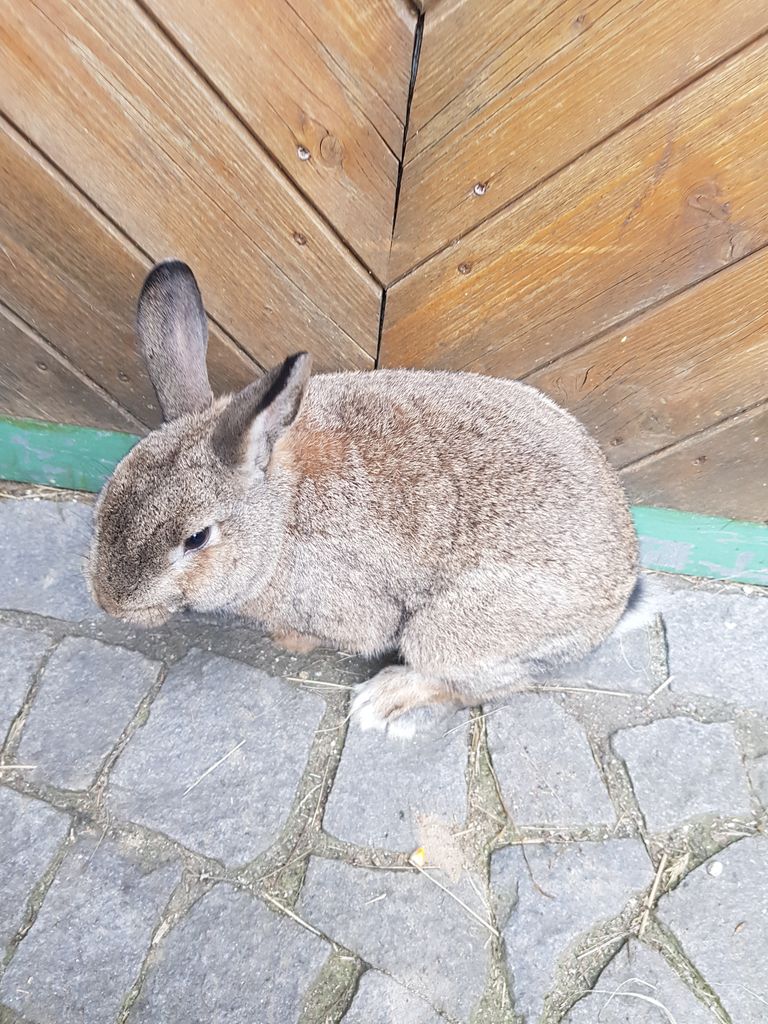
(0, 788, 70, 947)
(298, 858, 489, 1020)
(108, 650, 324, 864)
(663, 589, 768, 714)
(18, 637, 160, 790)
(491, 840, 653, 1023)
(129, 883, 328, 1023)
(0, 624, 49, 743)
(324, 711, 468, 851)
(657, 836, 768, 1024)
(613, 718, 752, 833)
(563, 940, 718, 1022)
(486, 696, 614, 826)
(0, 499, 99, 620)
(548, 626, 656, 694)
(342, 971, 446, 1024)
(0, 836, 179, 1024)
(748, 754, 768, 809)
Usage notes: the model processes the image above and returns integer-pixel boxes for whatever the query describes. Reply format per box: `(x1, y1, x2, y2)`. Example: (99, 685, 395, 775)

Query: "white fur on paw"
(356, 702, 389, 733)
(386, 716, 418, 740)
(350, 679, 416, 739)
(350, 682, 384, 732)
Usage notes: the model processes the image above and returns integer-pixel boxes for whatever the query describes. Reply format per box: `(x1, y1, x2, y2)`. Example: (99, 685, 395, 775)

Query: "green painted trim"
(632, 506, 768, 586)
(1, 416, 766, 585)
(0, 417, 140, 493)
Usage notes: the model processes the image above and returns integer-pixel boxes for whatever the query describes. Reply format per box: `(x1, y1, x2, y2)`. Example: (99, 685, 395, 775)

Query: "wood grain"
(409, 0, 453, 11)
(145, 0, 414, 280)
(289, 0, 415, 156)
(0, 0, 380, 373)
(0, 303, 139, 432)
(382, 39, 768, 376)
(394, 0, 768, 276)
(407, 0, 566, 162)
(621, 403, 768, 521)
(0, 118, 257, 428)
(527, 247, 768, 467)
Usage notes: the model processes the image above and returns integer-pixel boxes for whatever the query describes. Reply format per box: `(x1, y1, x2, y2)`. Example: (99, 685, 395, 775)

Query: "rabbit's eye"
(184, 526, 211, 553)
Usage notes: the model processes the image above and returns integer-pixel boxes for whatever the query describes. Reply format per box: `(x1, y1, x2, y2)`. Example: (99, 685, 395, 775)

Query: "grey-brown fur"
(88, 262, 638, 737)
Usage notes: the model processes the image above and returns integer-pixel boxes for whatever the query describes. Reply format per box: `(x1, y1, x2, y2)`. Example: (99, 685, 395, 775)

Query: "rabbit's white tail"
(613, 577, 667, 636)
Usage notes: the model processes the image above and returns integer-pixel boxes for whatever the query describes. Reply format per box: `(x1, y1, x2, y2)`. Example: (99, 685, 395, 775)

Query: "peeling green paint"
(1, 416, 766, 585)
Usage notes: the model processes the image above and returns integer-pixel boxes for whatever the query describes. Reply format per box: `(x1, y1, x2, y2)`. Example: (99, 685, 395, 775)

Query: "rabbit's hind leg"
(350, 665, 465, 739)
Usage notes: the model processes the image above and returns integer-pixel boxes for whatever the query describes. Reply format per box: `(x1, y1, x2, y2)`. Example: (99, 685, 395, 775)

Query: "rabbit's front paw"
(272, 630, 322, 654)
(350, 667, 457, 739)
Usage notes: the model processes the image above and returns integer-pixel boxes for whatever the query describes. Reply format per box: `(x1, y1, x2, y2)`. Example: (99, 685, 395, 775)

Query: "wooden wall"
(382, 0, 768, 521)
(1, 0, 766, 524)
(0, 0, 415, 432)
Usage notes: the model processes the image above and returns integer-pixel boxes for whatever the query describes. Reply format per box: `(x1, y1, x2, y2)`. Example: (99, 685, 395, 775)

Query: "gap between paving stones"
(641, 916, 733, 1023)
(298, 950, 367, 1024)
(1, 640, 60, 764)
(116, 872, 220, 1023)
(1, 818, 76, 972)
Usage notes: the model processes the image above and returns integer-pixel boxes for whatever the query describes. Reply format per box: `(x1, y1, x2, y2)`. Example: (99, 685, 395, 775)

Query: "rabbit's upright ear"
(212, 353, 312, 472)
(136, 261, 213, 421)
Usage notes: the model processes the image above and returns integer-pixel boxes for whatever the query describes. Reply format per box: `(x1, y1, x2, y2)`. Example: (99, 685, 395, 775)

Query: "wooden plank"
(407, 0, 566, 162)
(0, 0, 380, 373)
(394, 0, 768, 276)
(526, 247, 768, 467)
(145, 0, 414, 280)
(0, 304, 139, 433)
(622, 404, 768, 523)
(382, 40, 768, 375)
(0, 118, 257, 428)
(287, 1, 415, 157)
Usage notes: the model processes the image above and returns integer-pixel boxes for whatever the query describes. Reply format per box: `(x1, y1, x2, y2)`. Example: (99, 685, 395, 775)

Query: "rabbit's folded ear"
(212, 352, 312, 472)
(136, 260, 213, 421)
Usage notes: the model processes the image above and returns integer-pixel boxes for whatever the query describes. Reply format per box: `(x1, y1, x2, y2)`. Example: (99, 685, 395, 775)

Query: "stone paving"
(0, 491, 766, 1024)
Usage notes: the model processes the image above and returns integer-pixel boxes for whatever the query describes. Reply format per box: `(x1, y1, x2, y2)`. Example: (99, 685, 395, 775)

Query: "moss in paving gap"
(88, 663, 170, 818)
(1, 606, 764, 1024)
(1, 824, 76, 971)
(643, 917, 733, 1024)
(298, 949, 366, 1024)
(462, 707, 639, 1024)
(463, 711, 518, 1023)
(115, 871, 215, 1024)
(0, 639, 60, 763)
(463, 705, 637, 1023)
(252, 695, 351, 908)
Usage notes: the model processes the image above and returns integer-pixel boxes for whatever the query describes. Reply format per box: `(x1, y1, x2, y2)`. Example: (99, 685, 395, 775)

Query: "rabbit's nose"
(85, 557, 128, 618)
(87, 573, 119, 616)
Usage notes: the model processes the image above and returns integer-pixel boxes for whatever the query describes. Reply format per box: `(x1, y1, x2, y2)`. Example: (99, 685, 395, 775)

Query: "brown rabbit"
(88, 261, 639, 737)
